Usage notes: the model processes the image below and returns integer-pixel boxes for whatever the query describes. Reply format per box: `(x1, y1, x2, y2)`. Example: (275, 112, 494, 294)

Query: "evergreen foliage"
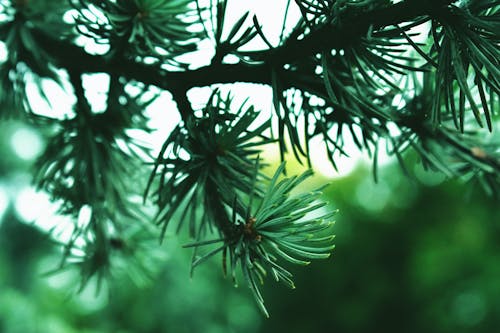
(0, 0, 498, 315)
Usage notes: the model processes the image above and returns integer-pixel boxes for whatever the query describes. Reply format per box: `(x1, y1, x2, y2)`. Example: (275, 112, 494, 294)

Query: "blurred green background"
(1, 119, 499, 333)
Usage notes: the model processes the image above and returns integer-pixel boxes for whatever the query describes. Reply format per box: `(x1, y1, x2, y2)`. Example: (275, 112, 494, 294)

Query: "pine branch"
(253, 0, 455, 64)
(169, 85, 195, 124)
(27, 0, 455, 91)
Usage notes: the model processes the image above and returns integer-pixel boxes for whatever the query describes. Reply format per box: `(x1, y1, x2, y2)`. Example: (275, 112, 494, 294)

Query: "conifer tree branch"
(30, 0, 454, 93)
(31, 25, 271, 89)
(254, 0, 455, 64)
(68, 69, 92, 118)
(169, 85, 195, 123)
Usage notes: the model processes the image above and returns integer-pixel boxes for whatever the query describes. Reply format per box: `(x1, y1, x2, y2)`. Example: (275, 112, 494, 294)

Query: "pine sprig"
(34, 116, 142, 216)
(430, 0, 500, 131)
(32, 75, 155, 288)
(203, 0, 258, 65)
(317, 21, 427, 119)
(186, 162, 336, 316)
(391, 87, 500, 196)
(145, 90, 273, 241)
(269, 20, 428, 170)
(47, 212, 164, 292)
(34, 77, 153, 217)
(0, 0, 72, 117)
(70, 0, 202, 64)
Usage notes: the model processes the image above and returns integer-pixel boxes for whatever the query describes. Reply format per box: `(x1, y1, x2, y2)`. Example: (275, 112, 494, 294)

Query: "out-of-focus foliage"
(0, 118, 261, 332)
(1, 118, 498, 332)
(263, 162, 500, 333)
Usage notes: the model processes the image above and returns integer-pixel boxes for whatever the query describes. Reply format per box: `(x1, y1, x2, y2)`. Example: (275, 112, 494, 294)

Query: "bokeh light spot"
(10, 127, 43, 161)
(14, 187, 53, 222)
(0, 41, 7, 62)
(451, 290, 487, 327)
(355, 178, 391, 212)
(0, 186, 9, 224)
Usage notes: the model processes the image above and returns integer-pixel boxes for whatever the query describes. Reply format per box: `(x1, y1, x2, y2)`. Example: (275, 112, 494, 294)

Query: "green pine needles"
(145, 90, 273, 239)
(430, 1, 499, 131)
(186, 162, 336, 317)
(0, 0, 499, 316)
(71, 0, 201, 64)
